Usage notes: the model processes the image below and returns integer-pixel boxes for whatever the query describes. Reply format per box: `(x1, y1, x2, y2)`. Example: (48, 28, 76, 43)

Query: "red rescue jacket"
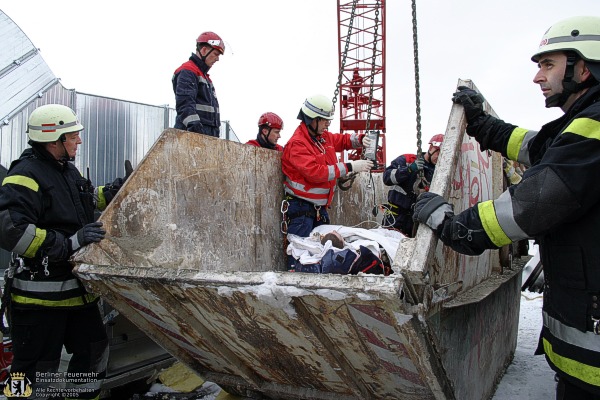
(282, 123, 360, 206)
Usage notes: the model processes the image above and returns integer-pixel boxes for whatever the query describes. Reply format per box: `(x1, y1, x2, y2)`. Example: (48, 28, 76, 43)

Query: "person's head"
(257, 112, 283, 147)
(196, 31, 225, 68)
(297, 94, 335, 137)
(27, 104, 84, 162)
(320, 230, 344, 249)
(424, 134, 444, 165)
(531, 16, 600, 111)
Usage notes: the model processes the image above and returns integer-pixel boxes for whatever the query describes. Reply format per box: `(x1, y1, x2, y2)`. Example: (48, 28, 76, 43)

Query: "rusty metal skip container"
(73, 80, 521, 400)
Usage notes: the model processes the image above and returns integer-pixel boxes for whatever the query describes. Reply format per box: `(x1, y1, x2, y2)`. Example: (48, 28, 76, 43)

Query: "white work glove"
(362, 135, 373, 149)
(349, 159, 374, 173)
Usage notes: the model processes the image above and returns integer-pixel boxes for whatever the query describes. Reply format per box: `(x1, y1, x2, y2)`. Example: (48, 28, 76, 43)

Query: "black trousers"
(9, 304, 108, 399)
(556, 375, 600, 400)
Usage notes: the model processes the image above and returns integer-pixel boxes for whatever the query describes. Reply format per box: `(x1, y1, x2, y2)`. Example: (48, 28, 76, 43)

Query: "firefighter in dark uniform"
(413, 17, 600, 400)
(172, 31, 225, 138)
(0, 104, 123, 399)
(382, 134, 443, 237)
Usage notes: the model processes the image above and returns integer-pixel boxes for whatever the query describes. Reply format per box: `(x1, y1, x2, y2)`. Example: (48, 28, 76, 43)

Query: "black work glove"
(452, 85, 485, 122)
(124, 159, 133, 181)
(69, 222, 106, 253)
(186, 120, 204, 134)
(413, 192, 454, 232)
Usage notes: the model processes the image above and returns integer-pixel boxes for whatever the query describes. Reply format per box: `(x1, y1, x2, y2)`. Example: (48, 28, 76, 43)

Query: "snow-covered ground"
(491, 291, 555, 399)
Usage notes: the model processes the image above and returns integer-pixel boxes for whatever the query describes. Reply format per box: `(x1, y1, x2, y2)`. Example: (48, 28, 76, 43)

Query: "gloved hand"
(408, 156, 425, 173)
(349, 159, 374, 173)
(69, 222, 106, 253)
(452, 85, 485, 122)
(362, 134, 373, 149)
(186, 120, 204, 134)
(124, 160, 133, 181)
(412, 192, 453, 231)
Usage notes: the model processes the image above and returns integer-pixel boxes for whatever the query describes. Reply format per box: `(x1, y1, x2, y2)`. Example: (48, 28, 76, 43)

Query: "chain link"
(333, 0, 359, 108)
(412, 0, 422, 156)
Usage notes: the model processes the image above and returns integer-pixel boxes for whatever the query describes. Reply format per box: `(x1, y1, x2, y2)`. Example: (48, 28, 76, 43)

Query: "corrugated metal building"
(0, 9, 239, 183)
(0, 9, 241, 387)
(0, 8, 239, 266)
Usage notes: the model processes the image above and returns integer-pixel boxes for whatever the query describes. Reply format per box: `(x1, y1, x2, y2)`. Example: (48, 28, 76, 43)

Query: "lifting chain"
(333, 0, 359, 108)
(411, 0, 422, 157)
(411, 0, 428, 192)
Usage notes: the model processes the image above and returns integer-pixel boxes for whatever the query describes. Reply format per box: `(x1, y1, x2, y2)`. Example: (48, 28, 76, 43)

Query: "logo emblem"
(3, 372, 33, 397)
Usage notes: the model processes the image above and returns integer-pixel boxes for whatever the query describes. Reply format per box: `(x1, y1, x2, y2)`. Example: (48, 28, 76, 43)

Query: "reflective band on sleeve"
(506, 127, 529, 162)
(543, 338, 600, 387)
(390, 169, 399, 185)
(196, 104, 216, 113)
(494, 191, 528, 241)
(182, 114, 200, 126)
(13, 225, 46, 258)
(563, 117, 600, 140)
(477, 201, 512, 247)
(327, 165, 336, 181)
(2, 175, 39, 192)
(350, 132, 361, 148)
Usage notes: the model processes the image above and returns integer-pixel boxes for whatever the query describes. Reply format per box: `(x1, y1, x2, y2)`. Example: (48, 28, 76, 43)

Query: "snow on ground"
(492, 291, 555, 400)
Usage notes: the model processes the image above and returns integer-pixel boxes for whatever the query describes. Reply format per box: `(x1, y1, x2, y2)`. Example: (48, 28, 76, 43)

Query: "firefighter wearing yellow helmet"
(413, 16, 600, 398)
(281, 94, 374, 270)
(0, 104, 130, 398)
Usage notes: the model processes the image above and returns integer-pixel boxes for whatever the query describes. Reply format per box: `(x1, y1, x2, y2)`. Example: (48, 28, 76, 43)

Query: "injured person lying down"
(286, 225, 406, 275)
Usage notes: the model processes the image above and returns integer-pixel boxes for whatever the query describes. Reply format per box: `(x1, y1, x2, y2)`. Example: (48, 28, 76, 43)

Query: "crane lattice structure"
(336, 0, 386, 170)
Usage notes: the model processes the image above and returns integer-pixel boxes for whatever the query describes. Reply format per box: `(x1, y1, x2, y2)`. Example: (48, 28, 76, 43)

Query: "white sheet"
(286, 225, 405, 266)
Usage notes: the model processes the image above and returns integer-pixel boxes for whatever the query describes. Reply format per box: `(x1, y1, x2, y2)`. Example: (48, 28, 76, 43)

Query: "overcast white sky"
(1, 0, 595, 158)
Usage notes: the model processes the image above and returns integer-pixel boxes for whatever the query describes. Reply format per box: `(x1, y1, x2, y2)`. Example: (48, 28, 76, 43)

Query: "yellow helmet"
(532, 16, 600, 63)
(301, 95, 335, 120)
(27, 104, 84, 142)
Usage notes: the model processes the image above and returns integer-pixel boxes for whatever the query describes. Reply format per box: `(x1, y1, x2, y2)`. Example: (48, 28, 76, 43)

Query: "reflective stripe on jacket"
(281, 123, 360, 206)
(0, 146, 99, 309)
(383, 153, 435, 212)
(440, 85, 600, 393)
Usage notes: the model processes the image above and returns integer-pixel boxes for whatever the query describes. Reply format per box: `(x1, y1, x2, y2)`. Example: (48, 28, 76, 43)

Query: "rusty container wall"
(74, 78, 521, 400)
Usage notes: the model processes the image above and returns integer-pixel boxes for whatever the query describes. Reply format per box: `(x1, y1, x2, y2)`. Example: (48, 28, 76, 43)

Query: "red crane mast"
(336, 0, 386, 169)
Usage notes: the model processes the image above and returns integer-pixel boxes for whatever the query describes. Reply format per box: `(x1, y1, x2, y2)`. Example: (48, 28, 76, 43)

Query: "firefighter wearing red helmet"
(415, 16, 600, 398)
(382, 134, 444, 237)
(172, 32, 225, 137)
(246, 112, 284, 151)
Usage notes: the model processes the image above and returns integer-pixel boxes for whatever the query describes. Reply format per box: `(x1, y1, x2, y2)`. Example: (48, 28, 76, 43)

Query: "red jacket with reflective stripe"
(282, 123, 359, 206)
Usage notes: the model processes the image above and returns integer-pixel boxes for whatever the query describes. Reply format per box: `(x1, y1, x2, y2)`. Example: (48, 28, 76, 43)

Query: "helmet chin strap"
(58, 136, 74, 162)
(308, 118, 321, 137)
(545, 54, 594, 108)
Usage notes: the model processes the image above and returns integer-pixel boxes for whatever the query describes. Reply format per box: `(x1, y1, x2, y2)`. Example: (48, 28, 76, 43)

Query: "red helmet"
(196, 32, 225, 54)
(429, 134, 444, 148)
(258, 112, 284, 130)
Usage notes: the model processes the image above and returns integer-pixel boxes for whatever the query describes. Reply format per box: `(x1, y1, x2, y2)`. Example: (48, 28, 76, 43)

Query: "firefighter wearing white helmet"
(281, 94, 373, 270)
(172, 31, 225, 138)
(413, 16, 600, 398)
(0, 103, 132, 397)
